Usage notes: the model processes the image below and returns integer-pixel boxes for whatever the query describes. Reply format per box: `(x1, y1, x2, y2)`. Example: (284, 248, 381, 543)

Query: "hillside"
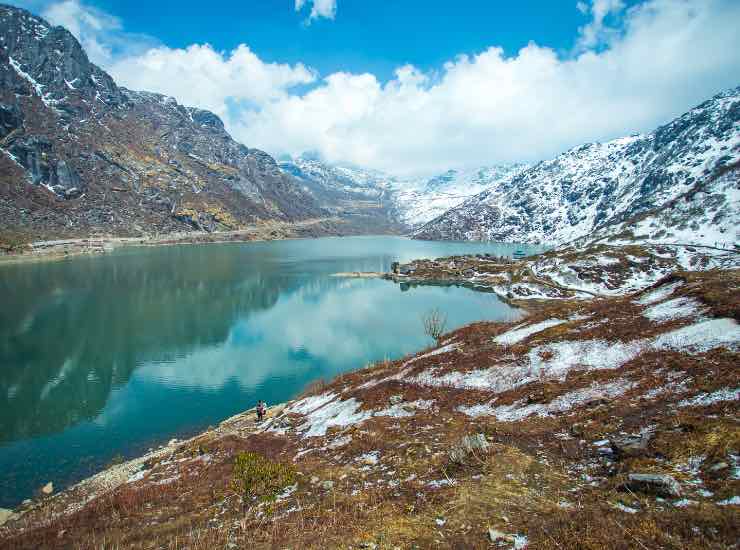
(1, 268, 737, 549)
(276, 158, 529, 232)
(391, 165, 526, 229)
(0, 5, 324, 244)
(414, 87, 739, 247)
(278, 156, 403, 234)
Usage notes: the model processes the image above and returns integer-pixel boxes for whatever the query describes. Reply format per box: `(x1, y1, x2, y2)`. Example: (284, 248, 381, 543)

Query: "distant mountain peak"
(413, 85, 740, 248)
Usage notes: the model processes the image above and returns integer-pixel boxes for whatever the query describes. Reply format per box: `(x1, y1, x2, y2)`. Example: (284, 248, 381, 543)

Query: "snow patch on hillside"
(493, 319, 567, 345)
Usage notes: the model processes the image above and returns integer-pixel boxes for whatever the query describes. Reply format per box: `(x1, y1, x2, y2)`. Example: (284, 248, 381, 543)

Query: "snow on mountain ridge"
(390, 164, 528, 228)
(280, 156, 528, 230)
(413, 86, 740, 247)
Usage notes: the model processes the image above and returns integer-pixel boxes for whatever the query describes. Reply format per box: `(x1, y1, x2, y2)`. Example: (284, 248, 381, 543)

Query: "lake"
(0, 236, 544, 507)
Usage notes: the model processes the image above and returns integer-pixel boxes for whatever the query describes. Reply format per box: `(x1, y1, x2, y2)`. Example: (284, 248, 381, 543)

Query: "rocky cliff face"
(0, 4, 323, 240)
(414, 87, 740, 247)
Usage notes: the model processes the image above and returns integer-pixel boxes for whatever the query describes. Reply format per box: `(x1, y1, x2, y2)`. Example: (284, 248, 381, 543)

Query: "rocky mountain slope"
(414, 87, 740, 247)
(278, 156, 403, 233)
(391, 164, 526, 228)
(277, 157, 529, 231)
(0, 4, 324, 242)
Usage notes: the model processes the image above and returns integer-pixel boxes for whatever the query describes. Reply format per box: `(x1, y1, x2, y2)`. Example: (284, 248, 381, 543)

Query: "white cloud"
(107, 44, 316, 123)
(576, 0, 626, 50)
(42, 0, 120, 63)
(230, 0, 740, 175)
(295, 0, 337, 21)
(12, 0, 740, 176)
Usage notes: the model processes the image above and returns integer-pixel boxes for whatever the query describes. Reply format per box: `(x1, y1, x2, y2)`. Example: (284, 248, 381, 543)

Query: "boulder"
(624, 473, 681, 498)
(389, 394, 404, 406)
(448, 433, 490, 465)
(610, 432, 652, 458)
(41, 481, 53, 495)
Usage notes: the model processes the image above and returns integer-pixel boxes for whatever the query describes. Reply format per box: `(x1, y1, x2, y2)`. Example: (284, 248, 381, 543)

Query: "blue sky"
(68, 0, 637, 82)
(9, 0, 740, 176)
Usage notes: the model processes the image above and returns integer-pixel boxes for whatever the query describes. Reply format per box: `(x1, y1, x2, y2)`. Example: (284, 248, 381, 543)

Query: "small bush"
(231, 452, 297, 505)
(0, 230, 31, 253)
(106, 454, 125, 468)
(422, 307, 448, 343)
(299, 377, 328, 398)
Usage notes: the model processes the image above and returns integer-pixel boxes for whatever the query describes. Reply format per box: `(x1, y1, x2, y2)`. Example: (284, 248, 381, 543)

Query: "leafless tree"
(422, 308, 448, 343)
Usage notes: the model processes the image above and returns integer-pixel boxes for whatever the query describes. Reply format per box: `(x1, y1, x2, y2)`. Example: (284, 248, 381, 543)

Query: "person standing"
(256, 400, 266, 421)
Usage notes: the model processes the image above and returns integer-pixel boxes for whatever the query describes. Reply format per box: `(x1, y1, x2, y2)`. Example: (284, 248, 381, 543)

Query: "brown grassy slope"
(1, 270, 738, 549)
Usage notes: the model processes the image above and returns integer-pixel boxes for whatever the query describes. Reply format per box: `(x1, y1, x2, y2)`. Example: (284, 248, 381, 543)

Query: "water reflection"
(0, 236, 537, 506)
(0, 244, 292, 443)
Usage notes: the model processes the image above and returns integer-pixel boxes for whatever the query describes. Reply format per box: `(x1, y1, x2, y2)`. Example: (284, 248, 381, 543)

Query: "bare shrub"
(299, 378, 328, 398)
(422, 308, 448, 343)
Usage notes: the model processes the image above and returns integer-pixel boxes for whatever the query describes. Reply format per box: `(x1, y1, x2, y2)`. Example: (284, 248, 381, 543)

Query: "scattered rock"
(624, 473, 681, 498)
(610, 432, 652, 458)
(570, 423, 585, 437)
(322, 480, 334, 491)
(0, 508, 14, 526)
(310, 476, 320, 485)
(360, 543, 378, 550)
(488, 528, 512, 543)
(709, 462, 729, 472)
(448, 433, 490, 465)
(41, 482, 53, 495)
(389, 394, 404, 406)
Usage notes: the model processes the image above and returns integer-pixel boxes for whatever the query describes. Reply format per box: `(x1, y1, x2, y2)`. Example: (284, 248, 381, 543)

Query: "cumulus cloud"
(41, 0, 120, 63)
(233, 0, 740, 175)
(108, 44, 316, 123)
(576, 0, 626, 50)
(10, 0, 740, 176)
(295, 0, 338, 21)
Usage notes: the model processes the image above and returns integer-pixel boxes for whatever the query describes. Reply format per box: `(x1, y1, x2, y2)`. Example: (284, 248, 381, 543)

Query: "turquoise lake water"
(0, 236, 545, 507)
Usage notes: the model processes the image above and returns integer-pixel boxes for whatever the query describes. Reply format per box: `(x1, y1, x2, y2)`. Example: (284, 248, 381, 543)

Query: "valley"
(0, 2, 737, 549)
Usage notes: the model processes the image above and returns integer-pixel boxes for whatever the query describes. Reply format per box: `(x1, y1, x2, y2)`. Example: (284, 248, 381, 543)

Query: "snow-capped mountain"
(414, 87, 740, 247)
(279, 155, 394, 203)
(278, 156, 405, 233)
(390, 165, 526, 228)
(279, 156, 528, 231)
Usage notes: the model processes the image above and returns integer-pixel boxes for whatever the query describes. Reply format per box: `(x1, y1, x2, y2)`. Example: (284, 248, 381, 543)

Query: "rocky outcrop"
(0, 4, 323, 239)
(623, 473, 682, 498)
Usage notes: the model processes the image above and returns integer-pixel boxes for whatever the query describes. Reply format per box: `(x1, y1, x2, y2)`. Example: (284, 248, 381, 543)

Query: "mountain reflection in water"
(0, 236, 542, 506)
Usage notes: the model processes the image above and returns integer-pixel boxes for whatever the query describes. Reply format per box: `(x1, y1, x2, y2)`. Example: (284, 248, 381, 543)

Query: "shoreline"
(1, 260, 738, 547)
(0, 403, 289, 526)
(0, 217, 383, 267)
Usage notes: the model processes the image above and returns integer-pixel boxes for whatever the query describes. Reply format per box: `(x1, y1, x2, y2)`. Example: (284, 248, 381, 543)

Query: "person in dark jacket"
(256, 400, 266, 421)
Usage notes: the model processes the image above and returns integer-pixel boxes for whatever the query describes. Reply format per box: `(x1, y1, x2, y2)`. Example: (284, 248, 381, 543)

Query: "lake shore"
(1, 264, 737, 549)
(0, 217, 384, 266)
